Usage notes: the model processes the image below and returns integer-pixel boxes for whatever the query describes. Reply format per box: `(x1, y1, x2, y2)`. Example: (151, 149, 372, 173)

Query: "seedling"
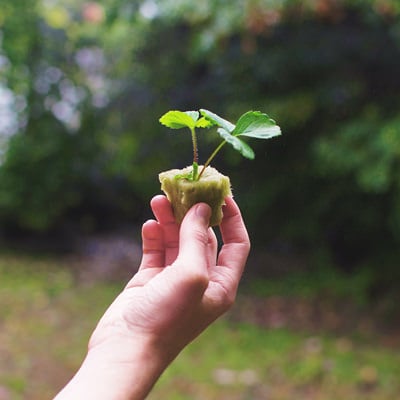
(159, 109, 281, 226)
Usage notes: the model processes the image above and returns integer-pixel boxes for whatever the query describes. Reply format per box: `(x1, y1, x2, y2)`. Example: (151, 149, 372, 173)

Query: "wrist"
(55, 336, 172, 400)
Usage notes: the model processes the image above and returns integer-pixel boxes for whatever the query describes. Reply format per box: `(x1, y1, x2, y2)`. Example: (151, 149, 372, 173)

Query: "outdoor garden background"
(1, 0, 400, 399)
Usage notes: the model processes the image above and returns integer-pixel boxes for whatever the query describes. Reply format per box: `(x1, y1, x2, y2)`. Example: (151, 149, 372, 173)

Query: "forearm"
(54, 337, 171, 400)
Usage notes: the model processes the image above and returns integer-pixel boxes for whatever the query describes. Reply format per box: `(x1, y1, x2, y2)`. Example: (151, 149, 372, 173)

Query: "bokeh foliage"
(1, 0, 400, 276)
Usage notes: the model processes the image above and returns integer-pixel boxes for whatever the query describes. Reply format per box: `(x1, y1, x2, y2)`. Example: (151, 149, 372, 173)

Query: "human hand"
(91, 195, 250, 355)
(55, 196, 250, 400)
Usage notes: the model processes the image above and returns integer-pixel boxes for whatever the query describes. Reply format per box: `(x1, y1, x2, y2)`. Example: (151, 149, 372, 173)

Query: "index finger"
(150, 195, 180, 265)
(217, 197, 251, 278)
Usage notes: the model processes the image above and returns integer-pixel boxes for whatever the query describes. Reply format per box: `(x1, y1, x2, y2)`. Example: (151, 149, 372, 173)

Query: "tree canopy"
(1, 0, 400, 283)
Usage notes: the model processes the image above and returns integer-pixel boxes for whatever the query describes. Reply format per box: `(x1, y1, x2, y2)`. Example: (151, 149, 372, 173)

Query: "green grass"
(0, 254, 121, 400)
(0, 254, 399, 399)
(149, 322, 400, 400)
(244, 265, 375, 306)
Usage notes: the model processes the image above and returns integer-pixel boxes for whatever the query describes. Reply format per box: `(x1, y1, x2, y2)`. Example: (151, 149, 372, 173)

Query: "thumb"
(174, 203, 211, 274)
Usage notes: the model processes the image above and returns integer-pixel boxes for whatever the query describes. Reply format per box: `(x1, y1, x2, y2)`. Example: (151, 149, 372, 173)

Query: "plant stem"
(190, 127, 198, 164)
(190, 127, 199, 180)
(197, 140, 226, 180)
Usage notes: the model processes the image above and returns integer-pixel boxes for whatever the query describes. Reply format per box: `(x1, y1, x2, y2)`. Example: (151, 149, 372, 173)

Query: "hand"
(55, 196, 250, 400)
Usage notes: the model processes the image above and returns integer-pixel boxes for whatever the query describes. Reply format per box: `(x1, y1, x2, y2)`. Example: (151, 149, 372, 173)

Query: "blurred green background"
(1, 0, 400, 399)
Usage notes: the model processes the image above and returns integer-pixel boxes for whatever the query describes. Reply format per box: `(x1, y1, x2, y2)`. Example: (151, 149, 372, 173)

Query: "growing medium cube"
(159, 165, 232, 226)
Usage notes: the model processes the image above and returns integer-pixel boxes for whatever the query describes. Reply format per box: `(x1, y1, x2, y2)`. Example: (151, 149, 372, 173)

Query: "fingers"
(150, 195, 180, 265)
(138, 219, 165, 271)
(207, 228, 218, 268)
(174, 203, 211, 277)
(150, 195, 175, 226)
(217, 197, 251, 281)
(138, 195, 246, 287)
(140, 196, 215, 272)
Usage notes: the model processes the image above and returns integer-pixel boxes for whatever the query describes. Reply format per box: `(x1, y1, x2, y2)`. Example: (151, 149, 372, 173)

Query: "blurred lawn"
(0, 254, 399, 400)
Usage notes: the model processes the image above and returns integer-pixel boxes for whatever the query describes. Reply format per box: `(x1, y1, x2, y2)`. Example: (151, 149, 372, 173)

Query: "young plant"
(158, 109, 281, 226)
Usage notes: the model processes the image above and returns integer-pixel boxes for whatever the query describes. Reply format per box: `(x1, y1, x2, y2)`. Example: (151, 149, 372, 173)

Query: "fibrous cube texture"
(159, 166, 232, 226)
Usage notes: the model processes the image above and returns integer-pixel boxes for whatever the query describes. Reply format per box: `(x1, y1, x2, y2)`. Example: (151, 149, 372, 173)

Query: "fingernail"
(195, 203, 211, 221)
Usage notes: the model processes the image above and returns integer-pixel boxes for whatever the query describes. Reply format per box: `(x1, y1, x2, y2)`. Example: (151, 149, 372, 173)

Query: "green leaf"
(217, 128, 255, 159)
(173, 162, 199, 181)
(233, 111, 281, 139)
(159, 110, 197, 130)
(195, 116, 214, 128)
(185, 111, 199, 122)
(200, 109, 235, 133)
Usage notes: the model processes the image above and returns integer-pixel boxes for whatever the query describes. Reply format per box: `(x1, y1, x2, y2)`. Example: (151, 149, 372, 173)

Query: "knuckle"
(191, 227, 209, 246)
(221, 289, 236, 310)
(185, 272, 209, 293)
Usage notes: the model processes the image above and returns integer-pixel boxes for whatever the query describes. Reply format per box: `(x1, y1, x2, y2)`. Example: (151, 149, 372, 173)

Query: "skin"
(54, 195, 250, 400)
